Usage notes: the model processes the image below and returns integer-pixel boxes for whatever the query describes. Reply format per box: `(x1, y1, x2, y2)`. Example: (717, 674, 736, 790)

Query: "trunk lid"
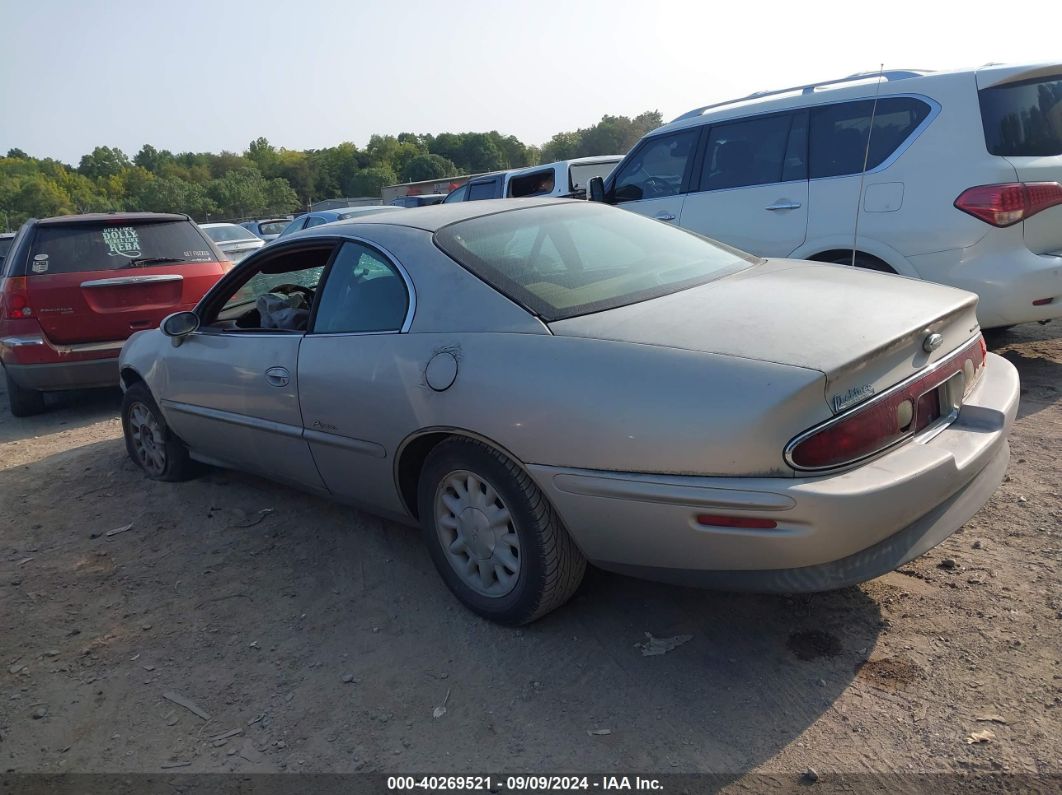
(23, 217, 226, 345)
(548, 260, 980, 413)
(976, 65, 1062, 254)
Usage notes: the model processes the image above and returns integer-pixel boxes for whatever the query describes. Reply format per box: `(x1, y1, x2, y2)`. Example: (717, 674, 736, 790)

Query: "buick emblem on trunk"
(923, 333, 944, 353)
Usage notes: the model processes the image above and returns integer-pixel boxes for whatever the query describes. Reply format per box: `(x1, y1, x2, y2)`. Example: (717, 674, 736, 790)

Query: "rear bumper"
(528, 352, 1018, 591)
(1, 333, 124, 391)
(3, 358, 120, 391)
(909, 243, 1062, 328)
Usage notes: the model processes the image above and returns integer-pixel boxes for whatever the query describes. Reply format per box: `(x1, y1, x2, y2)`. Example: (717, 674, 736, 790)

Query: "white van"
(593, 64, 1062, 328)
(444, 156, 622, 203)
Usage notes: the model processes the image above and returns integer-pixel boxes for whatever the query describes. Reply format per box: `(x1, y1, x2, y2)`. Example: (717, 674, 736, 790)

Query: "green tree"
(246, 137, 280, 176)
(78, 146, 131, 179)
(401, 154, 457, 183)
(345, 166, 396, 198)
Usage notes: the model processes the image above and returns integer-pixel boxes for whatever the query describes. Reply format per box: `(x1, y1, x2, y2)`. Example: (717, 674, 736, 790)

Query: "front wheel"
(418, 438, 586, 625)
(121, 383, 194, 482)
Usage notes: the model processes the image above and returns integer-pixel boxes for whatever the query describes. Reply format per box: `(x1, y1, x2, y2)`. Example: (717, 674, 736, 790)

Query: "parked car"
(276, 206, 403, 239)
(239, 218, 292, 242)
(118, 199, 1016, 624)
(200, 222, 265, 263)
(0, 212, 229, 416)
(390, 194, 448, 208)
(443, 157, 622, 203)
(0, 233, 14, 266)
(590, 63, 1062, 329)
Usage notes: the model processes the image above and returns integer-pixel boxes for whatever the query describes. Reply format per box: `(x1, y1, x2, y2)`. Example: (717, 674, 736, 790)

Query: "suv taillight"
(786, 336, 987, 471)
(1, 277, 33, 319)
(954, 182, 1062, 227)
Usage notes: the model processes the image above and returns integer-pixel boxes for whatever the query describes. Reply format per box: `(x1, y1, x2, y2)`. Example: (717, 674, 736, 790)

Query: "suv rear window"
(979, 75, 1062, 156)
(810, 97, 931, 178)
(27, 221, 216, 275)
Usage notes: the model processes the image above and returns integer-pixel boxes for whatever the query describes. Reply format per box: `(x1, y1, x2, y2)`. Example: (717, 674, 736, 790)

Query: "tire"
(827, 253, 895, 273)
(121, 383, 194, 482)
(418, 438, 586, 625)
(4, 369, 46, 417)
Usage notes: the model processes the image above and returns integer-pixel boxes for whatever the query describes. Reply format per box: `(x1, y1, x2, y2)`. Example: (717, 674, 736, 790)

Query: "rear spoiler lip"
(975, 62, 1062, 90)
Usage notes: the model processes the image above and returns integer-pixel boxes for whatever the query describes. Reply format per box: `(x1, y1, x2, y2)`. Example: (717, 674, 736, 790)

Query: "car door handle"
(265, 366, 290, 387)
(765, 201, 802, 211)
(654, 212, 677, 222)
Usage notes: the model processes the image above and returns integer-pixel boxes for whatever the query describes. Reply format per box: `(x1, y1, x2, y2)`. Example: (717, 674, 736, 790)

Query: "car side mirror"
(161, 311, 199, 346)
(588, 176, 606, 203)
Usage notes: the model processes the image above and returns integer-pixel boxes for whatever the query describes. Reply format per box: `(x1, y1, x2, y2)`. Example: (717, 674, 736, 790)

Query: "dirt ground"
(0, 323, 1059, 789)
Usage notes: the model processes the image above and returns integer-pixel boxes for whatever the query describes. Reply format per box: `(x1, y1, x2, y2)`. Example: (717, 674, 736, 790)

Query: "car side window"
(699, 113, 793, 191)
(467, 180, 499, 201)
(312, 242, 410, 334)
(304, 215, 329, 228)
(611, 129, 698, 203)
(280, 217, 306, 237)
(443, 184, 470, 203)
(202, 245, 336, 332)
(810, 97, 931, 179)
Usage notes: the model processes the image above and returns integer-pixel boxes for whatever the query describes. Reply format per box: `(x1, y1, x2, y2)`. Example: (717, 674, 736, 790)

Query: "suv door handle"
(654, 212, 677, 222)
(765, 201, 802, 211)
(265, 366, 290, 387)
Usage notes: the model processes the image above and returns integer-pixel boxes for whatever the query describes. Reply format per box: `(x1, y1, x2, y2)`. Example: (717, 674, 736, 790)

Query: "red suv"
(0, 213, 230, 416)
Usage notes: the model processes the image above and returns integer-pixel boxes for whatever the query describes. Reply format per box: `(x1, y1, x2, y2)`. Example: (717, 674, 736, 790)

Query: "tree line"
(0, 111, 662, 229)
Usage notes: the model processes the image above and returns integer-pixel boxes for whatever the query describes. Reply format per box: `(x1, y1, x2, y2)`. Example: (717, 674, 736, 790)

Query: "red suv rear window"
(27, 221, 216, 275)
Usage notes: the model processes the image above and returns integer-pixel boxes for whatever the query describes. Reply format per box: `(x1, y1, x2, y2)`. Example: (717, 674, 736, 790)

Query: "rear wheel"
(4, 369, 46, 417)
(418, 438, 586, 625)
(121, 383, 194, 481)
(826, 252, 895, 273)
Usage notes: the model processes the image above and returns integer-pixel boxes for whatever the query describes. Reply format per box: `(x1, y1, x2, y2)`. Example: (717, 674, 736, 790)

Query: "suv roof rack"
(671, 69, 933, 123)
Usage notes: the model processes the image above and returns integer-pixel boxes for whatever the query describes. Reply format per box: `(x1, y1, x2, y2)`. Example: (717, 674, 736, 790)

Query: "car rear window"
(0, 237, 13, 264)
(258, 221, 288, 236)
(206, 225, 259, 242)
(979, 74, 1062, 156)
(434, 203, 755, 321)
(27, 221, 216, 275)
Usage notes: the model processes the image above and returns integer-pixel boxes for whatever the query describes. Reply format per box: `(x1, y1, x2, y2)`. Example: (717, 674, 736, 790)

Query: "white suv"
(594, 63, 1062, 328)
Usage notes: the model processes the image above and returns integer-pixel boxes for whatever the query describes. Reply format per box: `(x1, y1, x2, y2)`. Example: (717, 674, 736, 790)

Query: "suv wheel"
(4, 369, 46, 417)
(828, 253, 895, 273)
(121, 383, 194, 481)
(418, 438, 586, 624)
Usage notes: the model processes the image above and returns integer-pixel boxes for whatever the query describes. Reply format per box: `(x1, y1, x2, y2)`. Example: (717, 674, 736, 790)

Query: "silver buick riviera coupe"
(119, 199, 1019, 624)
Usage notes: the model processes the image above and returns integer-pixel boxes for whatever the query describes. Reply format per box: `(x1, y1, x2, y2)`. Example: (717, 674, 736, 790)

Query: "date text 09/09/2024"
(387, 776, 664, 791)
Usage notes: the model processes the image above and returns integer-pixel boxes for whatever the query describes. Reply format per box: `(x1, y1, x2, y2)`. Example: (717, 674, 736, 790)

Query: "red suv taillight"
(1, 277, 33, 319)
(954, 182, 1062, 227)
(786, 336, 988, 472)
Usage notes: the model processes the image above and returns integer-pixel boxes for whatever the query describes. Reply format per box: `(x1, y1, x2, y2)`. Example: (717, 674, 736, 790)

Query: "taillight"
(954, 182, 1062, 227)
(1, 277, 33, 319)
(786, 335, 987, 471)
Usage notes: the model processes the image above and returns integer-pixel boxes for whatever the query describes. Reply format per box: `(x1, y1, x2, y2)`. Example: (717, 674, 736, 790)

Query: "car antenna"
(850, 63, 885, 267)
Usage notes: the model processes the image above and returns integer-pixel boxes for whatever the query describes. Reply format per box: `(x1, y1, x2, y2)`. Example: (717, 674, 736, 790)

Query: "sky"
(1, 0, 1060, 165)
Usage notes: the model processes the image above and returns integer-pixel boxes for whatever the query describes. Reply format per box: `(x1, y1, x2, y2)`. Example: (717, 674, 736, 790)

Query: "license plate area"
(914, 371, 964, 443)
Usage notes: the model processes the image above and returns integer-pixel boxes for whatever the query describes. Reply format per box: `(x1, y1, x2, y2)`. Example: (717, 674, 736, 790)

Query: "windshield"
(434, 203, 755, 321)
(205, 224, 260, 243)
(979, 74, 1062, 156)
(28, 221, 215, 275)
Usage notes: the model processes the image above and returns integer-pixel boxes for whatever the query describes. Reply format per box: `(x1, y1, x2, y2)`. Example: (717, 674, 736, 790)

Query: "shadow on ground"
(0, 381, 121, 445)
(0, 438, 882, 777)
